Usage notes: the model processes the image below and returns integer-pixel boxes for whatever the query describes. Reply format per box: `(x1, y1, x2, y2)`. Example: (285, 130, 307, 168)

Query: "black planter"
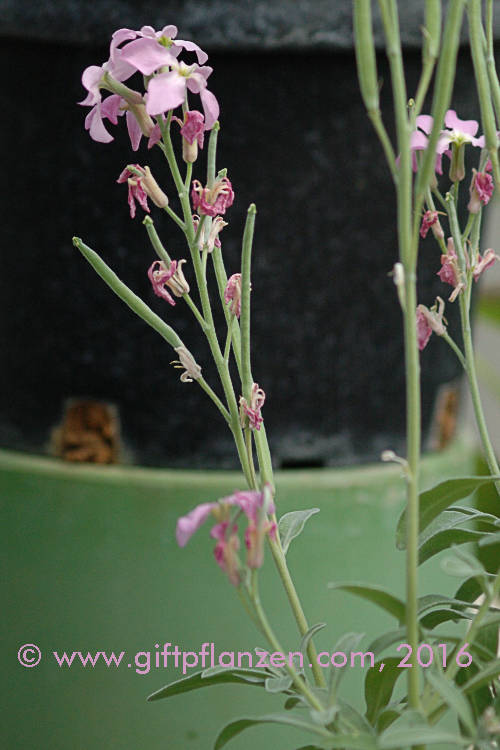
(1, 2, 488, 468)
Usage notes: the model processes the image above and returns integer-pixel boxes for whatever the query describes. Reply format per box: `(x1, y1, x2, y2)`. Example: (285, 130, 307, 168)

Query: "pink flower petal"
(120, 37, 177, 76)
(444, 109, 479, 137)
(174, 39, 208, 65)
(146, 71, 187, 115)
(416, 115, 433, 134)
(126, 110, 142, 151)
(176, 502, 216, 546)
(200, 89, 220, 129)
(100, 94, 122, 125)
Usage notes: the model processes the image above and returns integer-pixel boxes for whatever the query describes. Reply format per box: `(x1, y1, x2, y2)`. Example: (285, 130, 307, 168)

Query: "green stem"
(485, 0, 500, 127)
(240, 205, 256, 401)
(441, 331, 466, 370)
(459, 292, 500, 496)
(248, 572, 324, 712)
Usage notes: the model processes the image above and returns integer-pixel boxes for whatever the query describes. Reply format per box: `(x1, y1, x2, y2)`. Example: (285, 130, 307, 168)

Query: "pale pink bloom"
(176, 502, 217, 546)
(119, 25, 208, 74)
(224, 273, 242, 317)
(172, 346, 202, 383)
(144, 61, 219, 127)
(191, 177, 234, 217)
(420, 210, 444, 240)
(408, 110, 483, 176)
(473, 249, 500, 282)
(239, 383, 266, 431)
(468, 169, 494, 214)
(148, 260, 189, 305)
(416, 298, 447, 351)
(211, 522, 241, 586)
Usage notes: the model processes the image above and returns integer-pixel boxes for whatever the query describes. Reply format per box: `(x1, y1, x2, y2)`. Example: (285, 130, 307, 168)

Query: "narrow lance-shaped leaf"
(396, 476, 500, 550)
(147, 667, 266, 702)
(279, 508, 320, 555)
(364, 657, 404, 725)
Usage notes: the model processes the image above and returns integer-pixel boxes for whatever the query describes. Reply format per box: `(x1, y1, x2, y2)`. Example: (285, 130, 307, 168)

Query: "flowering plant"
(74, 5, 500, 748)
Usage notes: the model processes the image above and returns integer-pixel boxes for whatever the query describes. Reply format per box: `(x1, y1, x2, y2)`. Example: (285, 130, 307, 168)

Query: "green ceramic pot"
(2, 443, 474, 749)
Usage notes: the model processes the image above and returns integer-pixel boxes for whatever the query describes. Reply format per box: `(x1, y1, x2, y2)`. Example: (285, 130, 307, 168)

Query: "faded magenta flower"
(437, 238, 464, 301)
(420, 210, 444, 240)
(148, 259, 189, 305)
(468, 169, 494, 214)
(212, 522, 241, 586)
(416, 298, 447, 351)
(224, 273, 242, 317)
(192, 215, 227, 253)
(118, 165, 168, 217)
(191, 177, 234, 217)
(117, 165, 150, 218)
(473, 249, 499, 282)
(177, 110, 206, 162)
(239, 383, 266, 431)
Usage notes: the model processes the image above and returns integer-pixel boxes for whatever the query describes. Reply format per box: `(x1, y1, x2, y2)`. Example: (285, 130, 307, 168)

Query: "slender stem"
(378, 0, 422, 712)
(245, 429, 258, 490)
(413, 0, 441, 117)
(441, 331, 466, 370)
(248, 572, 324, 712)
(197, 377, 231, 424)
(459, 292, 500, 496)
(485, 0, 500, 127)
(240, 205, 256, 401)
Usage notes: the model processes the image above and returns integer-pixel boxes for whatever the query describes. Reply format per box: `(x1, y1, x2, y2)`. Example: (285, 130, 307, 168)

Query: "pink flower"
(147, 259, 189, 305)
(191, 177, 234, 217)
(119, 25, 208, 74)
(416, 298, 447, 351)
(468, 169, 494, 214)
(437, 238, 464, 301)
(175, 486, 275, 584)
(224, 273, 242, 317)
(473, 249, 499, 282)
(239, 383, 266, 431)
(420, 210, 444, 240)
(143, 61, 219, 127)
(408, 110, 483, 177)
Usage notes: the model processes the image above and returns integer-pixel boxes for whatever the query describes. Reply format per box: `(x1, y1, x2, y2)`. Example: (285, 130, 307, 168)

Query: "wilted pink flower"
(117, 165, 150, 218)
(148, 259, 189, 305)
(179, 110, 205, 146)
(437, 238, 464, 301)
(118, 165, 168, 218)
(474, 249, 499, 282)
(420, 210, 444, 240)
(416, 298, 447, 351)
(192, 214, 227, 252)
(239, 383, 266, 431)
(468, 169, 494, 214)
(176, 486, 275, 584)
(224, 273, 242, 317)
(191, 177, 234, 217)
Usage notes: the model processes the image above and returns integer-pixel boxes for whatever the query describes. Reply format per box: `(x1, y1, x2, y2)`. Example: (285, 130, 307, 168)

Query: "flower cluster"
(79, 25, 218, 146)
(176, 486, 276, 585)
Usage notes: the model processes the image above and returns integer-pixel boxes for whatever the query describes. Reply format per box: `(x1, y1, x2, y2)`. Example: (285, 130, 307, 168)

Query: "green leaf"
(379, 726, 471, 748)
(213, 713, 341, 750)
(279, 508, 320, 554)
(364, 657, 404, 724)
(479, 530, 500, 546)
(328, 583, 406, 623)
(147, 667, 266, 701)
(462, 657, 500, 694)
(396, 476, 500, 550)
(368, 628, 407, 656)
(328, 633, 365, 702)
(419, 607, 469, 630)
(419, 527, 487, 565)
(440, 547, 487, 578)
(300, 623, 327, 660)
(426, 671, 476, 736)
(264, 675, 293, 694)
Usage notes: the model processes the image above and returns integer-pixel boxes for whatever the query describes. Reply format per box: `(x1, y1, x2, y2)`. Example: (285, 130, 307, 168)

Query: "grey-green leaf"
(279, 508, 320, 554)
(426, 671, 476, 736)
(396, 476, 500, 550)
(147, 667, 266, 701)
(213, 713, 332, 750)
(364, 657, 404, 724)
